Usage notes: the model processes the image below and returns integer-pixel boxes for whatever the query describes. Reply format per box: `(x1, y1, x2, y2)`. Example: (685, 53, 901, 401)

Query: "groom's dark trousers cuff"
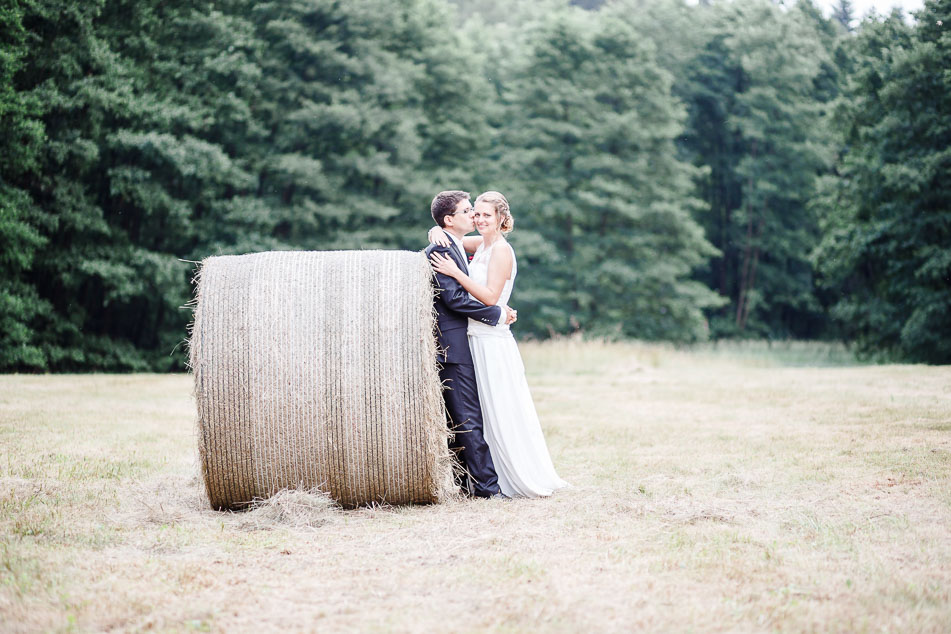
(439, 361, 500, 497)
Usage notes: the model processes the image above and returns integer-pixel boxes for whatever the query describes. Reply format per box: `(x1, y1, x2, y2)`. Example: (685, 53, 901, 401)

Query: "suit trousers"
(439, 360, 500, 497)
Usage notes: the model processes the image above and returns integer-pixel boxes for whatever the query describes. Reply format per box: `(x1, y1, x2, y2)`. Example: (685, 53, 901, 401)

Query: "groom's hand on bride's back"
(504, 306, 517, 325)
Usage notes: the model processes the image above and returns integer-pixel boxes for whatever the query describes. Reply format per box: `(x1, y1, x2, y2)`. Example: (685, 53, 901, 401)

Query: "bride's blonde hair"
(475, 191, 513, 234)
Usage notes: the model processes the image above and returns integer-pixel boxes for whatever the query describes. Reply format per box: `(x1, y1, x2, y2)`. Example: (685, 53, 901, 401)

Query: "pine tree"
(248, 0, 491, 251)
(677, 0, 834, 338)
(3, 0, 497, 370)
(495, 8, 723, 340)
(814, 2, 951, 362)
(0, 0, 50, 370)
(833, 0, 855, 32)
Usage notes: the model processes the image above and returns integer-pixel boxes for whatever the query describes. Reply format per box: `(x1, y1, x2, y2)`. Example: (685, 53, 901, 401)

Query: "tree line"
(1, 0, 948, 371)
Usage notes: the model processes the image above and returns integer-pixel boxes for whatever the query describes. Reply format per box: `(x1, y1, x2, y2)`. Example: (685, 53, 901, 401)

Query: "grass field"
(2, 340, 950, 632)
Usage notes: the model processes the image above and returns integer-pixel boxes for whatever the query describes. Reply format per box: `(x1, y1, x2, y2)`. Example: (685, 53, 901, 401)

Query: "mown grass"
(689, 339, 869, 367)
(1, 341, 950, 632)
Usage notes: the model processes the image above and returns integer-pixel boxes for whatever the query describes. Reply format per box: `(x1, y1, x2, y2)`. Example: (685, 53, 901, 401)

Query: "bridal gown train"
(467, 240, 568, 498)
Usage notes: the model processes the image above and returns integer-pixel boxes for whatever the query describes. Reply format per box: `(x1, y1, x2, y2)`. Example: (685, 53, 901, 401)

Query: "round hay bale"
(188, 250, 452, 510)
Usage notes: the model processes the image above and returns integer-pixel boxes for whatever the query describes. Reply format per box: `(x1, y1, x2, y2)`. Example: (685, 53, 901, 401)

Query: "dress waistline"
(467, 321, 512, 339)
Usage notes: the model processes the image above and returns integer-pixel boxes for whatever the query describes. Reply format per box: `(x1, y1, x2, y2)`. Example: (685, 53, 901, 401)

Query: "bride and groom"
(424, 190, 567, 500)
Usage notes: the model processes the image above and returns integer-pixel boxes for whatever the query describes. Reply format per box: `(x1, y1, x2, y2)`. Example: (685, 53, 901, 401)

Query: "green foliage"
(2, 0, 490, 371)
(1, 0, 947, 369)
(832, 0, 856, 32)
(814, 2, 951, 363)
(249, 0, 490, 250)
(0, 0, 49, 370)
(673, 1, 836, 339)
(492, 7, 724, 340)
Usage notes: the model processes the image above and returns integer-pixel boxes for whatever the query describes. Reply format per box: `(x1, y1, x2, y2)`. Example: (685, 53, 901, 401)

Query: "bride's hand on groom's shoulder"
(430, 252, 462, 279)
(428, 226, 450, 247)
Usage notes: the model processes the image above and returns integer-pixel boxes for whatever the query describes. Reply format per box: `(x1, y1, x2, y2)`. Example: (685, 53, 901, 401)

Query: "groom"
(426, 190, 515, 499)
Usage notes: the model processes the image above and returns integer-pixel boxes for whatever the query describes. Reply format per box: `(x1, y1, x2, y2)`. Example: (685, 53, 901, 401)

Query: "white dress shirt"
(446, 231, 467, 270)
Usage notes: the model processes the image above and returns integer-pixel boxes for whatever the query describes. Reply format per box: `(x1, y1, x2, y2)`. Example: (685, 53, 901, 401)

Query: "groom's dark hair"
(431, 190, 470, 228)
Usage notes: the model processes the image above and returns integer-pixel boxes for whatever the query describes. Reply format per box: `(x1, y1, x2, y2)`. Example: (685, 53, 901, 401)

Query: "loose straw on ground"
(188, 250, 452, 510)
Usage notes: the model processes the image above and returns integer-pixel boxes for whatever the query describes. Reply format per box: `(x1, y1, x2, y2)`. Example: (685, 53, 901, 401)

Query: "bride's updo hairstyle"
(475, 191, 514, 234)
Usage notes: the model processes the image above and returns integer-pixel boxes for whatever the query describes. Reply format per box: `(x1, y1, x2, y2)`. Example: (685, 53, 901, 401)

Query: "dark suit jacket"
(425, 232, 501, 364)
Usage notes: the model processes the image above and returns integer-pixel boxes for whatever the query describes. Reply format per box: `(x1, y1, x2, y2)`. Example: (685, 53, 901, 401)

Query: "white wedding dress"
(467, 240, 569, 498)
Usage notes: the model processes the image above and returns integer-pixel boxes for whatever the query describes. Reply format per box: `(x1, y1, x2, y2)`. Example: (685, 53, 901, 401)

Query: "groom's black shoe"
(471, 485, 503, 499)
(488, 492, 510, 501)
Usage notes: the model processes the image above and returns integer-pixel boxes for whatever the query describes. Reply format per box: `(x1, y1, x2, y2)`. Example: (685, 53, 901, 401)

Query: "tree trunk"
(739, 217, 765, 331)
(736, 140, 757, 330)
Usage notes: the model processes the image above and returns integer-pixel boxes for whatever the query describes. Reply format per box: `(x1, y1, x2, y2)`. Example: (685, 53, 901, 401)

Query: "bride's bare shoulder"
(487, 239, 513, 270)
(493, 239, 515, 258)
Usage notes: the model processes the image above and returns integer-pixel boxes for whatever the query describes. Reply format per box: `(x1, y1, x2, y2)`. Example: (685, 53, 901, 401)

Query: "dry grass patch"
(1, 342, 950, 632)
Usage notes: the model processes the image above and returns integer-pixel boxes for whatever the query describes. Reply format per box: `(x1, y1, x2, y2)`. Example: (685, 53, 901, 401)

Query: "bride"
(428, 191, 568, 498)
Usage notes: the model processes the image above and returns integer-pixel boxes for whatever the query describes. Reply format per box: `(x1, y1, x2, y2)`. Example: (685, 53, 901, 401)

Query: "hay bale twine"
(189, 250, 452, 510)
